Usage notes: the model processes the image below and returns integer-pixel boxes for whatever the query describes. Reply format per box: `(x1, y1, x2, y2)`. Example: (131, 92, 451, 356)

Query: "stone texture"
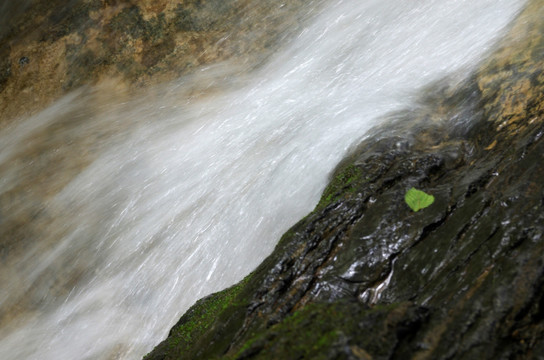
(0, 0, 322, 125)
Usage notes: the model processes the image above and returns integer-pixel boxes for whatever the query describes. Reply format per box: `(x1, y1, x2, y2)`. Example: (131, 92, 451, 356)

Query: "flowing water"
(0, 0, 526, 359)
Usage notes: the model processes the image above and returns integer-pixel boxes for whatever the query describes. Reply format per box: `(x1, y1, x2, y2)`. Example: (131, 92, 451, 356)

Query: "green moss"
(144, 273, 253, 359)
(226, 301, 422, 360)
(229, 303, 343, 359)
(172, 279, 246, 345)
(317, 164, 367, 209)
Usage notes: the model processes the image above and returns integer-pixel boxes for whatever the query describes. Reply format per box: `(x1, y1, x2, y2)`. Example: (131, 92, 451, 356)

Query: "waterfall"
(0, 0, 526, 359)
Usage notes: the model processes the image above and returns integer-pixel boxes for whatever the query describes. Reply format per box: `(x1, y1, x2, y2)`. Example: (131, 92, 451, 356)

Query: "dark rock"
(18, 56, 29, 67)
(0, 56, 11, 92)
(145, 1, 544, 359)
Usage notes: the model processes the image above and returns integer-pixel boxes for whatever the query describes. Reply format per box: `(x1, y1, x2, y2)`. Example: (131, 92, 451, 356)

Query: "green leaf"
(404, 188, 435, 212)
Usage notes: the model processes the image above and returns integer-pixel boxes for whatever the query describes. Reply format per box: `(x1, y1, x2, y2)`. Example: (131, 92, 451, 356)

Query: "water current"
(0, 0, 526, 358)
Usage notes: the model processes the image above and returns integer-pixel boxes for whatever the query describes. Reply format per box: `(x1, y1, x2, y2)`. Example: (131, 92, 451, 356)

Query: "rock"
(0, 0, 323, 124)
(145, 1, 544, 359)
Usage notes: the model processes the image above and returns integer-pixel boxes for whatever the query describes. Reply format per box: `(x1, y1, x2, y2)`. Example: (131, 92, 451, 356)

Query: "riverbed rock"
(0, 0, 321, 124)
(145, 1, 544, 359)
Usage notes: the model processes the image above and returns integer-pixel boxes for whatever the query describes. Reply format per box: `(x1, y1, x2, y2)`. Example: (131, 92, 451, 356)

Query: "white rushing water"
(0, 0, 526, 359)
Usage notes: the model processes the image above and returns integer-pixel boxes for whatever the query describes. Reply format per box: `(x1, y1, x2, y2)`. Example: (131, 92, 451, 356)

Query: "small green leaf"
(405, 188, 435, 212)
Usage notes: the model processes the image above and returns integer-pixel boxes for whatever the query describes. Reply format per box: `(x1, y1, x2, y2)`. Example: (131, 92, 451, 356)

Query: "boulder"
(0, 0, 320, 123)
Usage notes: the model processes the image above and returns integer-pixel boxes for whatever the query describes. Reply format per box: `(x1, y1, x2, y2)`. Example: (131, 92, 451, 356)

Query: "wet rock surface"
(146, 2, 544, 359)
